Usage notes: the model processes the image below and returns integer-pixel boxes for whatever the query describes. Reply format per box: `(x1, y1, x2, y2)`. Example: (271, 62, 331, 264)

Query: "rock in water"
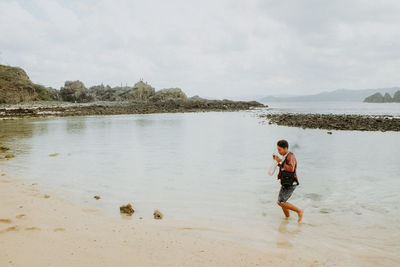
(120, 204, 134, 215)
(153, 209, 163, 219)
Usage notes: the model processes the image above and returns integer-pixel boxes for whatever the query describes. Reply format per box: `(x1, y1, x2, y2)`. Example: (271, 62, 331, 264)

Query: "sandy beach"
(0, 171, 316, 267)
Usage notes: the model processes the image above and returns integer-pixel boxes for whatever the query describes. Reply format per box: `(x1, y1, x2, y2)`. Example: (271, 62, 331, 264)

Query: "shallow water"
(1, 109, 399, 265)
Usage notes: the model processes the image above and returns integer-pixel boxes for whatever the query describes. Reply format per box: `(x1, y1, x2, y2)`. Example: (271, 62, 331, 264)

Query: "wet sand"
(0, 172, 312, 267)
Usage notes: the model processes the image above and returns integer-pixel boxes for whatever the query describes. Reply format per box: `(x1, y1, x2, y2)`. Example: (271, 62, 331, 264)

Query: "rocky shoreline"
(258, 112, 400, 132)
(0, 99, 266, 119)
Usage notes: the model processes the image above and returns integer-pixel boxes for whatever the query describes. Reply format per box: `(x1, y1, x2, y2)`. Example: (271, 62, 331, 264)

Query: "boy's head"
(277, 139, 289, 155)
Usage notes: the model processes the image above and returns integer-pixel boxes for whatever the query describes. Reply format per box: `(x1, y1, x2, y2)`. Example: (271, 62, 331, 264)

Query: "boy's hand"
(272, 154, 281, 163)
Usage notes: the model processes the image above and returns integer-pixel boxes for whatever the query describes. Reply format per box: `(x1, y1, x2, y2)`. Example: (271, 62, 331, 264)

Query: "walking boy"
(273, 140, 303, 223)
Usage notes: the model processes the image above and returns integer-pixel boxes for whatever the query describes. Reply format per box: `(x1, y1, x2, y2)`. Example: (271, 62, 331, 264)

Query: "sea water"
(1, 103, 399, 265)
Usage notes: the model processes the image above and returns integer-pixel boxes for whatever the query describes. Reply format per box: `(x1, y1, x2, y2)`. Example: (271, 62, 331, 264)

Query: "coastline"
(0, 100, 265, 119)
(0, 171, 306, 267)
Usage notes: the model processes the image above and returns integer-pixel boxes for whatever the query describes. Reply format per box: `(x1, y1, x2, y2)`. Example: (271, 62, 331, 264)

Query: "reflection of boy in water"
(273, 140, 304, 223)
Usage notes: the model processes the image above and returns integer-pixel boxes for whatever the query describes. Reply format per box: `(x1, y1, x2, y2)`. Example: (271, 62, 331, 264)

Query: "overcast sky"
(1, 0, 399, 99)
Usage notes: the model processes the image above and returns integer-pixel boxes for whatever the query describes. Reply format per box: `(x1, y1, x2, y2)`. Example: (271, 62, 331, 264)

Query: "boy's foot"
(297, 209, 304, 223)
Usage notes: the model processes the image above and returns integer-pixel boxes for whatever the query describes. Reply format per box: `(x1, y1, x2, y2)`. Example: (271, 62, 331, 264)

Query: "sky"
(1, 0, 400, 99)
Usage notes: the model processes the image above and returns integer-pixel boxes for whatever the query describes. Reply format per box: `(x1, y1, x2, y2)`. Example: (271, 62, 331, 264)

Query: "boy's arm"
(283, 154, 296, 172)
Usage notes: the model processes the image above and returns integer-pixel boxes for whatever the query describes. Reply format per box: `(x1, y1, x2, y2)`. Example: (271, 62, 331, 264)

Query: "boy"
(272, 140, 303, 223)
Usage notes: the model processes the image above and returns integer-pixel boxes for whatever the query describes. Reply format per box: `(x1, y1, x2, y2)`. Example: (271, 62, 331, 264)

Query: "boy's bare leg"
(281, 206, 290, 218)
(280, 202, 303, 222)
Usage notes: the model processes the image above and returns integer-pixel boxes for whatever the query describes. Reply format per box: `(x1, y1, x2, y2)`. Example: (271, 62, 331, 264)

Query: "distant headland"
(363, 91, 400, 103)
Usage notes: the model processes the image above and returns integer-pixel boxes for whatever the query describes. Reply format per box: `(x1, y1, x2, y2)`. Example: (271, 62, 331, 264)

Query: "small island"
(0, 64, 266, 119)
(363, 91, 400, 103)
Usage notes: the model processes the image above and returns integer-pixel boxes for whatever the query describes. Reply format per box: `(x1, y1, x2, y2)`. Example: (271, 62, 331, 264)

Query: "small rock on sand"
(94, 195, 101, 200)
(5, 153, 15, 159)
(0, 218, 12, 223)
(153, 209, 163, 220)
(49, 153, 59, 157)
(44, 194, 50, 198)
(327, 131, 333, 135)
(120, 204, 134, 215)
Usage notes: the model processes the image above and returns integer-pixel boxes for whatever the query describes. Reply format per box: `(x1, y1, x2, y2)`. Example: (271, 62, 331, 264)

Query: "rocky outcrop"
(188, 95, 206, 101)
(0, 64, 38, 103)
(0, 64, 268, 114)
(89, 84, 117, 101)
(258, 112, 400, 132)
(364, 91, 400, 103)
(0, 99, 266, 119)
(60, 81, 93, 103)
(130, 81, 156, 101)
(90, 81, 156, 102)
(0, 64, 60, 103)
(150, 88, 187, 101)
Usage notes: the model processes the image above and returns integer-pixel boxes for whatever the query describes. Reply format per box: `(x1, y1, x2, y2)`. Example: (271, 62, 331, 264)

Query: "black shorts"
(278, 184, 297, 203)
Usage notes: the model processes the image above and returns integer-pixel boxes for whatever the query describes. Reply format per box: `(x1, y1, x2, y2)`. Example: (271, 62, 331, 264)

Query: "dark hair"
(277, 139, 289, 149)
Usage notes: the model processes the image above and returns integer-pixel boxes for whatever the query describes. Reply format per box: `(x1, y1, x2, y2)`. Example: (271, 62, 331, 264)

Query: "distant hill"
(363, 91, 400, 103)
(259, 87, 400, 103)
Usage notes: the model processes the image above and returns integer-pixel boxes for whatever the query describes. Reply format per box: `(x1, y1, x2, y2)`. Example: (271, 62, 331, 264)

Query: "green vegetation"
(33, 84, 54, 101)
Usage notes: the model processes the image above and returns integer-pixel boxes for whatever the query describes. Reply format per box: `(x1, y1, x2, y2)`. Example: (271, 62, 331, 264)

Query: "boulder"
(153, 209, 163, 219)
(150, 88, 187, 101)
(60, 80, 93, 103)
(118, 81, 156, 101)
(120, 204, 134, 215)
(89, 84, 123, 101)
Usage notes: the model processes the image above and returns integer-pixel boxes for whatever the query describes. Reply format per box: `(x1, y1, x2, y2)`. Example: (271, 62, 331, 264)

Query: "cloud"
(0, 0, 399, 98)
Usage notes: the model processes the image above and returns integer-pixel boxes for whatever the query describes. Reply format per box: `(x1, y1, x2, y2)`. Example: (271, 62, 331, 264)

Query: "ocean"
(1, 101, 399, 265)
